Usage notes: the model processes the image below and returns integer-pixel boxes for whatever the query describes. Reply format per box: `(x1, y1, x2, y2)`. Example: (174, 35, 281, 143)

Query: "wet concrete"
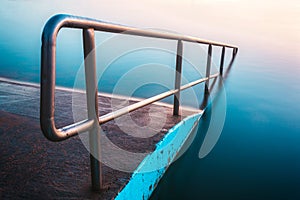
(0, 78, 199, 199)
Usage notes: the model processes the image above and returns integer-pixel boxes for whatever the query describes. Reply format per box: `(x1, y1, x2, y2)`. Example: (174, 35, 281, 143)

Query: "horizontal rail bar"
(42, 14, 238, 48)
(99, 73, 219, 124)
(180, 73, 219, 91)
(59, 73, 219, 133)
(98, 73, 218, 124)
(58, 119, 94, 139)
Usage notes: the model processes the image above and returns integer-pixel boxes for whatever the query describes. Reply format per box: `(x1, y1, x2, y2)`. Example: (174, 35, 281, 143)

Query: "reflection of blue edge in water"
(115, 113, 202, 200)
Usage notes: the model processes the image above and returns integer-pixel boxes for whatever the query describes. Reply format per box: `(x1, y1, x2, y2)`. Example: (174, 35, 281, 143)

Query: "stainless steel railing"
(40, 14, 238, 190)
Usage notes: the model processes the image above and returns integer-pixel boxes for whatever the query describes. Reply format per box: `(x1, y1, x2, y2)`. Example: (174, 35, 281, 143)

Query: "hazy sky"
(0, 0, 299, 62)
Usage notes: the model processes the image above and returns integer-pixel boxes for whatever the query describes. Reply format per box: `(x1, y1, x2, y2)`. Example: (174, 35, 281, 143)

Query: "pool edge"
(114, 113, 202, 200)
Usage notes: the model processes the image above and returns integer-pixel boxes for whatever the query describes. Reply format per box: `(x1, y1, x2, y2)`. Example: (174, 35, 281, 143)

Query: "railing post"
(200, 44, 212, 109)
(83, 28, 102, 191)
(232, 47, 237, 57)
(173, 40, 183, 116)
(220, 46, 225, 75)
(205, 44, 212, 92)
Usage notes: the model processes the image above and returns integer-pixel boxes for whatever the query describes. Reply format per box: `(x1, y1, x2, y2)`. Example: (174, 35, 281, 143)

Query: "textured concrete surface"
(0, 79, 199, 199)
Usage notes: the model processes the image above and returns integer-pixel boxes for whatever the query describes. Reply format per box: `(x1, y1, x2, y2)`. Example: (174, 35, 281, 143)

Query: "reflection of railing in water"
(40, 14, 238, 191)
(200, 46, 238, 109)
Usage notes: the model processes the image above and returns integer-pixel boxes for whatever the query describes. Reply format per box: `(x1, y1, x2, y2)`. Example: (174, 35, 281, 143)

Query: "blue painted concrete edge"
(114, 112, 202, 200)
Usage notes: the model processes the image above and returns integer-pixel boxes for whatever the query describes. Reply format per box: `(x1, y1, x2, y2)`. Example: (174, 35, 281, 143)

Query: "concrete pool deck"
(0, 78, 201, 199)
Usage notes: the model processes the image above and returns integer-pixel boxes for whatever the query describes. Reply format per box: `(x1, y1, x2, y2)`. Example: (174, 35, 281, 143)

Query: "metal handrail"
(40, 14, 238, 190)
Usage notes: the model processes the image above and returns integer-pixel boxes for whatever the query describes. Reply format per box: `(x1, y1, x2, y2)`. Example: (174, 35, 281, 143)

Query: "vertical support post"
(220, 46, 225, 75)
(232, 48, 237, 57)
(83, 28, 102, 191)
(205, 44, 212, 92)
(173, 40, 183, 116)
(201, 44, 212, 109)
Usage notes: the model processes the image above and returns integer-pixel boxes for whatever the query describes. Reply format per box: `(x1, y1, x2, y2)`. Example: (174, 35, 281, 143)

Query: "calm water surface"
(150, 49, 300, 199)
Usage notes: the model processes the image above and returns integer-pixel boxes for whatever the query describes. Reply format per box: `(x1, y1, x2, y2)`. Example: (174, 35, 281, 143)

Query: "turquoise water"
(150, 49, 300, 199)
